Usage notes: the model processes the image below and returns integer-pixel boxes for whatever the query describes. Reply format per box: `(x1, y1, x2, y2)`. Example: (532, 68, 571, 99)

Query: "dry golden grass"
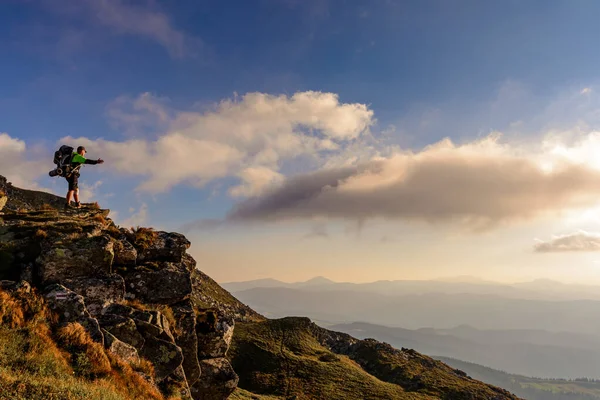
(39, 203, 55, 211)
(34, 229, 48, 239)
(0, 291, 24, 328)
(131, 357, 155, 377)
(106, 224, 122, 237)
(0, 288, 165, 400)
(57, 323, 111, 376)
(126, 226, 158, 250)
(66, 232, 83, 241)
(92, 214, 107, 224)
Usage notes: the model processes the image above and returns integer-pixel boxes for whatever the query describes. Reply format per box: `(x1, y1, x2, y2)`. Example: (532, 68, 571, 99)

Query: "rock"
(160, 366, 192, 400)
(102, 328, 139, 363)
(44, 284, 104, 345)
(136, 231, 190, 263)
(103, 304, 174, 342)
(190, 358, 238, 400)
(196, 309, 234, 359)
(97, 313, 145, 350)
(172, 300, 201, 385)
(122, 262, 192, 305)
(0, 194, 7, 212)
(139, 334, 184, 382)
(37, 235, 114, 284)
(0, 280, 31, 294)
(62, 274, 125, 316)
(113, 237, 137, 266)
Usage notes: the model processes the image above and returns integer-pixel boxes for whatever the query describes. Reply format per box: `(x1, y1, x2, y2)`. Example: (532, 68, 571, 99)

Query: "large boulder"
(97, 313, 145, 350)
(44, 284, 104, 345)
(112, 237, 137, 266)
(122, 262, 192, 305)
(62, 274, 125, 316)
(136, 231, 190, 263)
(161, 366, 193, 400)
(196, 309, 234, 359)
(102, 328, 140, 363)
(139, 334, 184, 382)
(37, 235, 114, 284)
(190, 358, 238, 400)
(172, 300, 201, 386)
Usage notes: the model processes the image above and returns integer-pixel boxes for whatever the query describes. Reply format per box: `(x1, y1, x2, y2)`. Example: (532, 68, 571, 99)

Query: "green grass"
(228, 317, 518, 400)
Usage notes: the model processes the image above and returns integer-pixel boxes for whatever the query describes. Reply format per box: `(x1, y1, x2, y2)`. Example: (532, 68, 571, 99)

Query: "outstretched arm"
(84, 158, 104, 165)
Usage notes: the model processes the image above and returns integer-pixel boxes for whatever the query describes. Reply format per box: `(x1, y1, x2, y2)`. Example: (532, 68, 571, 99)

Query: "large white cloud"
(67, 91, 375, 193)
(0, 133, 49, 189)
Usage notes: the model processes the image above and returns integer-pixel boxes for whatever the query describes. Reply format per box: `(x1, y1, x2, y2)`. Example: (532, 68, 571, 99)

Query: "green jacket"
(71, 153, 99, 166)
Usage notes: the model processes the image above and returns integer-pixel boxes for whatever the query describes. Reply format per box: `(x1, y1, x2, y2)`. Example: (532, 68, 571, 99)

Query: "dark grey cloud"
(227, 149, 600, 230)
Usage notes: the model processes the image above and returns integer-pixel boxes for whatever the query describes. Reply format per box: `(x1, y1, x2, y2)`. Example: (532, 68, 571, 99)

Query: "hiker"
(64, 146, 104, 209)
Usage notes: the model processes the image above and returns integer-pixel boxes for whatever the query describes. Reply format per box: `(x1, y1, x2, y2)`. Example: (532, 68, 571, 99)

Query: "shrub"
(126, 226, 158, 250)
(56, 323, 111, 377)
(34, 229, 48, 239)
(93, 214, 107, 224)
(0, 291, 24, 328)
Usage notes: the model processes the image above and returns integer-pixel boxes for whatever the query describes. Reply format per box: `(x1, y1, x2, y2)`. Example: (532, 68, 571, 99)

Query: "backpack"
(48, 145, 74, 177)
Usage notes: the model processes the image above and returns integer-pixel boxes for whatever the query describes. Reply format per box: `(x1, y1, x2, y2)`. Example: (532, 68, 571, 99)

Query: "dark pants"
(66, 174, 79, 191)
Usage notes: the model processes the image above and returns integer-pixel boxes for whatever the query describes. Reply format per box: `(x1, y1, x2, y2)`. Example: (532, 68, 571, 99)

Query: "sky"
(4, 0, 600, 284)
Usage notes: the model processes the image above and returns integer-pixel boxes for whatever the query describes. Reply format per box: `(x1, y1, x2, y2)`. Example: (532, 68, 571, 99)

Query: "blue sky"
(4, 0, 600, 283)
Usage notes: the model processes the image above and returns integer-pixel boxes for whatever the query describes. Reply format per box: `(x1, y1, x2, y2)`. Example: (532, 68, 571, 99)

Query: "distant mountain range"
(329, 321, 600, 379)
(225, 276, 600, 379)
(222, 276, 600, 301)
(435, 357, 600, 400)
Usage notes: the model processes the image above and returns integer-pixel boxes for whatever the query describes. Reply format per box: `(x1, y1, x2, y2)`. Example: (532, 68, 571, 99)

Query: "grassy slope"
(191, 268, 264, 322)
(228, 317, 519, 400)
(228, 318, 429, 400)
(437, 357, 600, 400)
(0, 287, 167, 400)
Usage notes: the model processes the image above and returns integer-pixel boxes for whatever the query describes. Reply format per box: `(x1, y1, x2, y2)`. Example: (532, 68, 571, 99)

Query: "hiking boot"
(64, 203, 74, 210)
(74, 201, 81, 209)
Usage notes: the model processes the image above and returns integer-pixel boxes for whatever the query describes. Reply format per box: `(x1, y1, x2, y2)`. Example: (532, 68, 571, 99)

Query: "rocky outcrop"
(62, 274, 125, 316)
(196, 309, 234, 359)
(0, 183, 243, 400)
(191, 358, 239, 400)
(102, 328, 140, 363)
(44, 284, 105, 345)
(121, 261, 192, 305)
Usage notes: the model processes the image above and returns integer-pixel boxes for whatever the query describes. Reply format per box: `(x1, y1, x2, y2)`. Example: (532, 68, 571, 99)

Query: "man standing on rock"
(65, 146, 104, 209)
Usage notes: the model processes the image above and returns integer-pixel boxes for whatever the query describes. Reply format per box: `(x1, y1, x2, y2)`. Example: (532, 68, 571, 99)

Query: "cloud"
(119, 203, 148, 228)
(0, 133, 49, 188)
(67, 91, 375, 193)
(79, 180, 103, 202)
(106, 92, 173, 136)
(46, 0, 202, 58)
(534, 231, 600, 252)
(227, 134, 600, 230)
(228, 167, 284, 198)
